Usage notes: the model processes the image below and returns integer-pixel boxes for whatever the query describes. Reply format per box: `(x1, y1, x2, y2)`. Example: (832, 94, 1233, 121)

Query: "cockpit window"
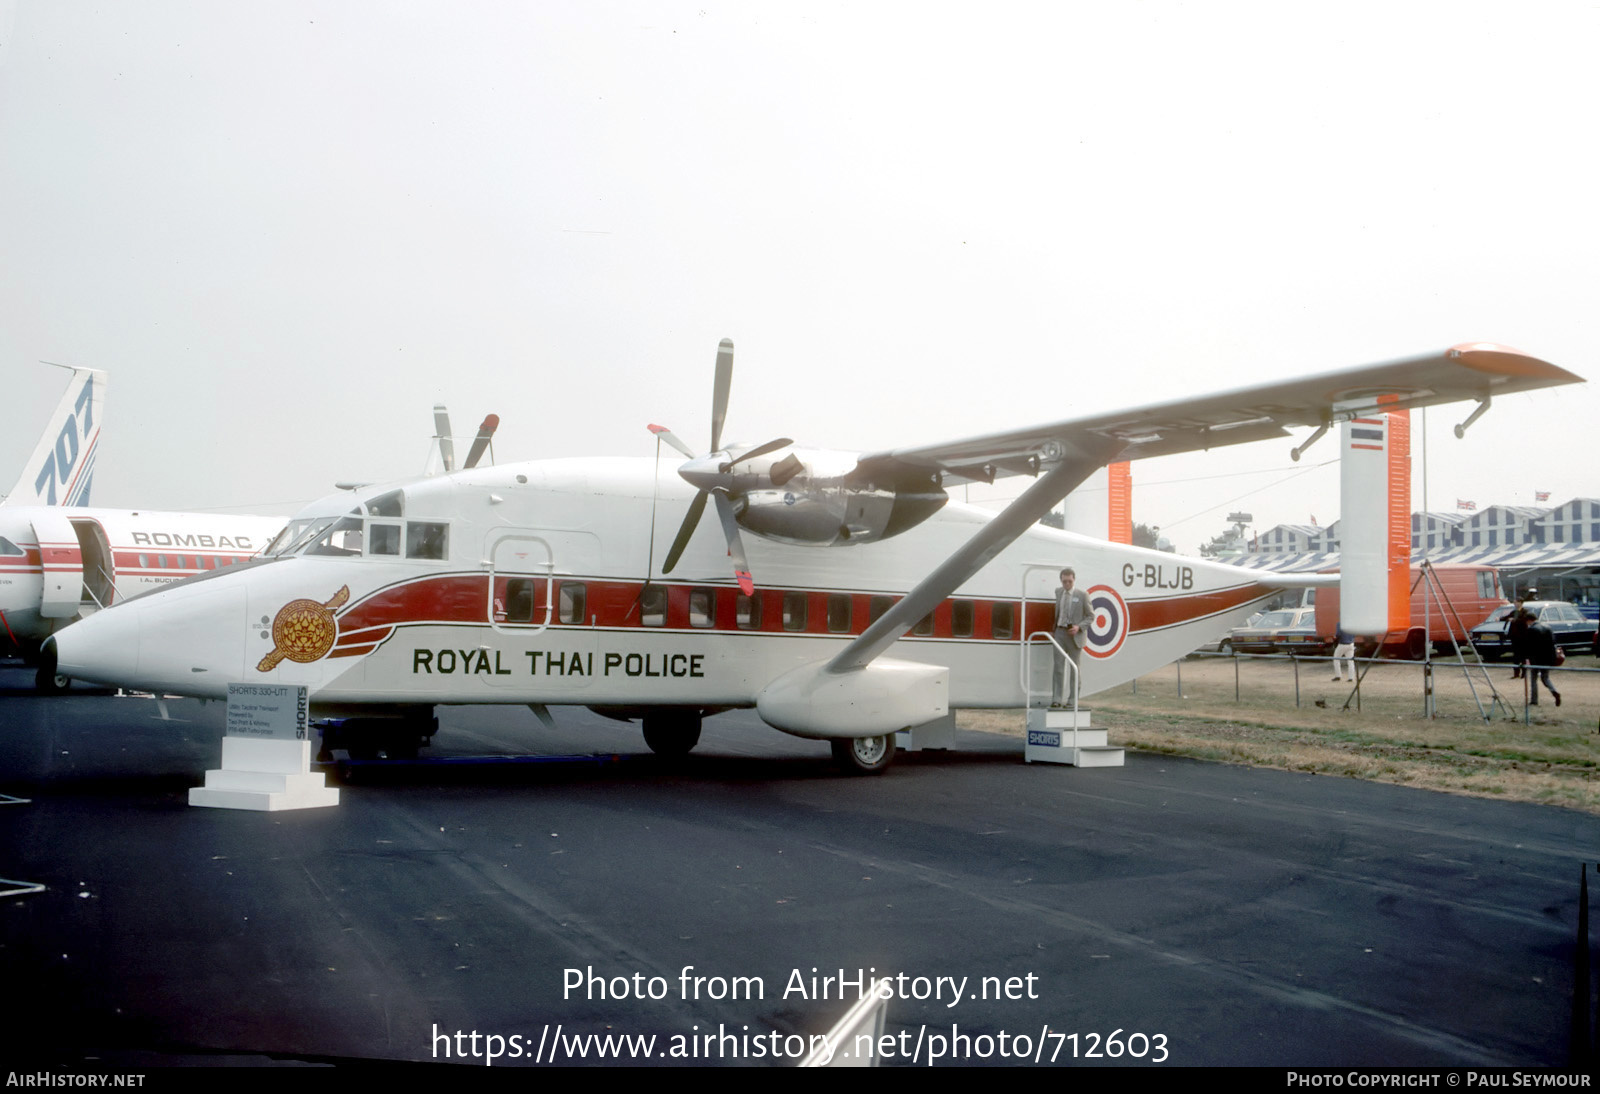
(0, 537, 22, 556)
(263, 517, 332, 557)
(406, 521, 449, 560)
(365, 489, 404, 518)
(304, 516, 364, 556)
(367, 522, 402, 556)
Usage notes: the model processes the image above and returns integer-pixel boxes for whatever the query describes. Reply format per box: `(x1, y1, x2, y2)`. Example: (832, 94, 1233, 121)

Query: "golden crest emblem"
(256, 586, 351, 672)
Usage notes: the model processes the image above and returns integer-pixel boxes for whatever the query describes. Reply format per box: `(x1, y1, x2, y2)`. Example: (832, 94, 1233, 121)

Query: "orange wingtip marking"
(1448, 343, 1572, 380)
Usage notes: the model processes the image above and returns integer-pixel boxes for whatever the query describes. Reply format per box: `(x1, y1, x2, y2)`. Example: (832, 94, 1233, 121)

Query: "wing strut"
(825, 437, 1124, 675)
(1453, 395, 1491, 439)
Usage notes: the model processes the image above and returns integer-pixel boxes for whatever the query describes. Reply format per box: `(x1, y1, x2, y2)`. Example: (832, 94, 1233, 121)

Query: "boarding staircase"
(1022, 629, 1124, 767)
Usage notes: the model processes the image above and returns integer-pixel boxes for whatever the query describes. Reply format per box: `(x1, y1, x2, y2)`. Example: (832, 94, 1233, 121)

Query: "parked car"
(1469, 601, 1598, 661)
(1195, 612, 1261, 654)
(1222, 607, 1325, 655)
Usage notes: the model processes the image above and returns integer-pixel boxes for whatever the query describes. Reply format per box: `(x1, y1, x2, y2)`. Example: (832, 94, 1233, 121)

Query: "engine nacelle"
(717, 446, 948, 547)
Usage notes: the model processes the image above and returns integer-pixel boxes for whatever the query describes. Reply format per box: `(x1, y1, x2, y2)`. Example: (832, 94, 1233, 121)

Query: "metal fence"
(1117, 649, 1600, 727)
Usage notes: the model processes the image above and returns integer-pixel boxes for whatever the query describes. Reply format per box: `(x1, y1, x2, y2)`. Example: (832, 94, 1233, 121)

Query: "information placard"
(225, 684, 309, 741)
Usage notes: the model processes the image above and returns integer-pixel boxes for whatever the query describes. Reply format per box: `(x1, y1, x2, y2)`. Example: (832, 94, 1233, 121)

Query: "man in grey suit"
(1052, 567, 1092, 707)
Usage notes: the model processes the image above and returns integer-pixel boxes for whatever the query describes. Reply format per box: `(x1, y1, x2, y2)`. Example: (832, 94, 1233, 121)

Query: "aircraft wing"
(851, 343, 1580, 484)
(822, 343, 1581, 674)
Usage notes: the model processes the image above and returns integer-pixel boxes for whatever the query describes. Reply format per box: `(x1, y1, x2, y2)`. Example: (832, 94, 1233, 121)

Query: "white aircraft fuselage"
(47, 457, 1301, 715)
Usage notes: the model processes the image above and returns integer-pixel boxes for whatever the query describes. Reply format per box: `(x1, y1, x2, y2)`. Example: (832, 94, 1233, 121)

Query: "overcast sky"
(1, 1, 1595, 553)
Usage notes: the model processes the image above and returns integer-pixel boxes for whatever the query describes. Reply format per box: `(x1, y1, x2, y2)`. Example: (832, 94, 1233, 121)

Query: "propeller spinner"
(650, 339, 792, 595)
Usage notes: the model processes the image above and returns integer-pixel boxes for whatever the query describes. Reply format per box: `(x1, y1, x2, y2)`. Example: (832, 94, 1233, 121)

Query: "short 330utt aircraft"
(44, 342, 1580, 771)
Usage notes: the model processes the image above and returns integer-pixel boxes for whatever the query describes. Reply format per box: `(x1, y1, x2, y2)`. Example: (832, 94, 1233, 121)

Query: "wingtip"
(1447, 343, 1583, 383)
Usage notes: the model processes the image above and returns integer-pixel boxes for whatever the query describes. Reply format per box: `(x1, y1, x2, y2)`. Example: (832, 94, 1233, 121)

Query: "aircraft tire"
(830, 733, 896, 775)
(1219, 639, 1233, 656)
(35, 667, 70, 694)
(642, 711, 702, 757)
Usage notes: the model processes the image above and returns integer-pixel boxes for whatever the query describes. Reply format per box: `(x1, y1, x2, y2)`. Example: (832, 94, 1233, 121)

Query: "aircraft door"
(486, 531, 554, 634)
(484, 529, 599, 694)
(31, 511, 84, 618)
(1020, 563, 1069, 706)
(69, 518, 115, 609)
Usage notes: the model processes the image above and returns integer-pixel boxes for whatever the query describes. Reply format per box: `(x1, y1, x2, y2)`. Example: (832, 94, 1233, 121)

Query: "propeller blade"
(710, 338, 733, 454)
(713, 489, 754, 595)
(662, 489, 709, 574)
(720, 436, 794, 473)
(433, 405, 455, 472)
(463, 414, 500, 469)
(648, 423, 697, 459)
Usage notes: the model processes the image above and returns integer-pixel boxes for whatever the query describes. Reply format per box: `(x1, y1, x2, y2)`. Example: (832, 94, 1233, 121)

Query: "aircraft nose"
(49, 609, 143, 689)
(51, 580, 247, 698)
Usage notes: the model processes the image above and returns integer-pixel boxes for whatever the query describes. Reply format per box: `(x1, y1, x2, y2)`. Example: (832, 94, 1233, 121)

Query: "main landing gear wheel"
(830, 733, 896, 775)
(642, 711, 702, 757)
(33, 642, 69, 694)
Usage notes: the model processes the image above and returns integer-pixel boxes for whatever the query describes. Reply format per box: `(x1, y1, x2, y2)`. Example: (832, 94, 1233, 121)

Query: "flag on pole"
(1457, 499, 1477, 511)
(1535, 490, 1550, 502)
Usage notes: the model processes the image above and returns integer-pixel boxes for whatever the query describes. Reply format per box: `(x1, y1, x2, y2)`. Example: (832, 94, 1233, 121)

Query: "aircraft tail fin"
(3, 365, 106, 507)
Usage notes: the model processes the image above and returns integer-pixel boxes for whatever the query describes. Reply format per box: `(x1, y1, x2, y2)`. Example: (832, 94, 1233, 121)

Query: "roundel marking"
(1083, 584, 1128, 659)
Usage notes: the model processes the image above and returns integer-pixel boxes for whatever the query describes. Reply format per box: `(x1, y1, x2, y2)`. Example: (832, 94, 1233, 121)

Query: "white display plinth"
(189, 736, 340, 811)
(896, 712, 956, 752)
(1024, 708, 1125, 767)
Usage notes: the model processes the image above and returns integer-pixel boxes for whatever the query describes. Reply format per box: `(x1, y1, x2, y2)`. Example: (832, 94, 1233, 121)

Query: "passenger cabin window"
(406, 521, 449, 560)
(782, 592, 808, 631)
(689, 589, 715, 628)
(952, 600, 975, 638)
(736, 593, 761, 630)
(0, 537, 22, 556)
(913, 611, 935, 637)
(368, 523, 402, 556)
(827, 594, 852, 633)
(992, 602, 1016, 640)
(504, 579, 537, 623)
(639, 585, 666, 627)
(558, 583, 587, 625)
(868, 596, 894, 625)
